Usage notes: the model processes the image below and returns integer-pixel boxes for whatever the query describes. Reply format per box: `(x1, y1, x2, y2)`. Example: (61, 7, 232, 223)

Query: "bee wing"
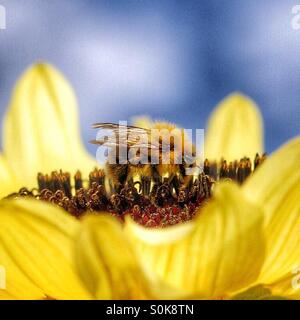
(92, 122, 151, 134)
(91, 122, 159, 150)
(89, 139, 129, 148)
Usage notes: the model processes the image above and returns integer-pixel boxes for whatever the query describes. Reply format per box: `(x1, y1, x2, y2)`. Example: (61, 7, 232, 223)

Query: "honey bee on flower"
(0, 63, 299, 300)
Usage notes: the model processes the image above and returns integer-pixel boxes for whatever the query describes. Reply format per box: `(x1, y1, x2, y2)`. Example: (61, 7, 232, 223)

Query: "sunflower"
(0, 63, 299, 300)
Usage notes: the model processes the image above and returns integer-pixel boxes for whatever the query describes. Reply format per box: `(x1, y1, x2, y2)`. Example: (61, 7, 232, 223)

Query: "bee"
(90, 122, 198, 196)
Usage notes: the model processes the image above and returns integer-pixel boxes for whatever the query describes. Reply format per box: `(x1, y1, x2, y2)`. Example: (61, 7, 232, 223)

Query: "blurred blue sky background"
(0, 0, 300, 154)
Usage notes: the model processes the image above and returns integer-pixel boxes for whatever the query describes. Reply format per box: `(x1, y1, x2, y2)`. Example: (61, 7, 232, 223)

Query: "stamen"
(5, 154, 266, 227)
(203, 153, 266, 184)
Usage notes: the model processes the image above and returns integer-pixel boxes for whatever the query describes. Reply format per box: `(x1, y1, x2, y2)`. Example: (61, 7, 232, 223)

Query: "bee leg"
(169, 174, 180, 196)
(146, 177, 151, 195)
(141, 176, 151, 196)
(106, 163, 129, 193)
(108, 180, 115, 193)
(125, 178, 134, 191)
(183, 174, 194, 191)
(179, 163, 186, 178)
(150, 183, 159, 202)
(151, 165, 162, 186)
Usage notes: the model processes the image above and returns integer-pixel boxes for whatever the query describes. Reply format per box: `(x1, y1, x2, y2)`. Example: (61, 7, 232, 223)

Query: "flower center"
(6, 154, 266, 227)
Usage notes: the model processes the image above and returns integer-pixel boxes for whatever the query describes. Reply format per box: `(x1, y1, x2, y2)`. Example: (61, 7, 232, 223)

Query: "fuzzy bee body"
(91, 121, 197, 195)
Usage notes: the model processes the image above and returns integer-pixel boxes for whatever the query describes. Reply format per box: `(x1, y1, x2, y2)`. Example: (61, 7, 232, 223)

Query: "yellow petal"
(0, 198, 92, 300)
(74, 214, 150, 299)
(243, 137, 300, 287)
(125, 182, 265, 298)
(3, 62, 97, 188)
(205, 93, 264, 161)
(258, 184, 300, 286)
(243, 136, 300, 224)
(0, 154, 19, 198)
